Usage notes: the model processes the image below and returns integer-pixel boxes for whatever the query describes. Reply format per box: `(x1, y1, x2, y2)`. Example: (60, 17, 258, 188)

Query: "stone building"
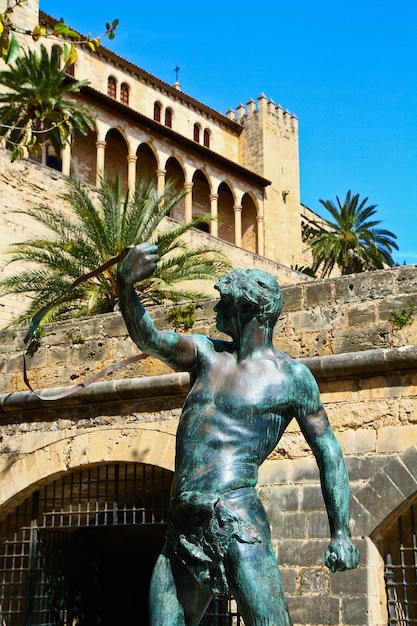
(0, 0, 321, 326)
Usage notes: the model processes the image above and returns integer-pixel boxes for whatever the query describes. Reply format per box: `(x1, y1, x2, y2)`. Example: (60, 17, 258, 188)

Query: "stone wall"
(1, 263, 415, 394)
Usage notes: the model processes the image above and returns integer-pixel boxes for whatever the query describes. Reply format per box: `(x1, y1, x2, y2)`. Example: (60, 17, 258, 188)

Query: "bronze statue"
(117, 243, 359, 626)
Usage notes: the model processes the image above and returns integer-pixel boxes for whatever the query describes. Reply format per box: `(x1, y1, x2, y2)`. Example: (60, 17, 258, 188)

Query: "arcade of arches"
(67, 121, 262, 256)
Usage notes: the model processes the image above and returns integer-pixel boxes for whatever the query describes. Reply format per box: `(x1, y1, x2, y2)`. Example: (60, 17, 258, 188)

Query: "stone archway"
(351, 445, 417, 625)
(0, 461, 172, 625)
(0, 426, 176, 512)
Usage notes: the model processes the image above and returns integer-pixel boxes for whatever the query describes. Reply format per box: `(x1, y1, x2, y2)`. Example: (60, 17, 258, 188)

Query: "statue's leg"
(227, 537, 292, 626)
(149, 542, 212, 626)
(222, 490, 293, 626)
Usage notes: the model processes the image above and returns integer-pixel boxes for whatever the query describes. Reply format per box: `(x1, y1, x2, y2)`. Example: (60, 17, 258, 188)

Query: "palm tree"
(306, 191, 398, 277)
(0, 175, 230, 327)
(0, 43, 94, 161)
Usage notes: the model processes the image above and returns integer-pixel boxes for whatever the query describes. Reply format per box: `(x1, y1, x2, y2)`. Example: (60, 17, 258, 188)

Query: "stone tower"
(236, 94, 302, 268)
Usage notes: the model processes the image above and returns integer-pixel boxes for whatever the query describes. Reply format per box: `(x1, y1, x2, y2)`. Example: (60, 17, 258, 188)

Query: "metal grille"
(385, 504, 417, 624)
(0, 462, 242, 625)
(202, 597, 242, 625)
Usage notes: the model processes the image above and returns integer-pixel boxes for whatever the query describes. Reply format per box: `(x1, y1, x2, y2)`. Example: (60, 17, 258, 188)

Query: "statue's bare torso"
(173, 335, 320, 498)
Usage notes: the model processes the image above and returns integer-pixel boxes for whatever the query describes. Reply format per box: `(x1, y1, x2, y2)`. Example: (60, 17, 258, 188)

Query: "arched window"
(193, 123, 201, 143)
(203, 129, 210, 148)
(165, 108, 172, 128)
(154, 102, 161, 122)
(66, 62, 75, 78)
(120, 83, 129, 106)
(108, 76, 117, 99)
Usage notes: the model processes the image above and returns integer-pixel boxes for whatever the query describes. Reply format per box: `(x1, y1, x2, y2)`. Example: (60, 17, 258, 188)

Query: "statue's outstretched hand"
(118, 242, 160, 286)
(325, 533, 360, 572)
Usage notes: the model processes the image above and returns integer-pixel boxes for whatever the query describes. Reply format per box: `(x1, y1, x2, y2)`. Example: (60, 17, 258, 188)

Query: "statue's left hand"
(325, 534, 360, 572)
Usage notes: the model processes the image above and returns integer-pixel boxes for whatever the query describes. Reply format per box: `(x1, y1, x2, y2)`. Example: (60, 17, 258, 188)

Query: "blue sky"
(41, 0, 417, 265)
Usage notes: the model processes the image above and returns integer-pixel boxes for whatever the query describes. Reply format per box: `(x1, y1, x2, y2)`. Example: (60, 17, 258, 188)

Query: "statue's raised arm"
(117, 242, 196, 372)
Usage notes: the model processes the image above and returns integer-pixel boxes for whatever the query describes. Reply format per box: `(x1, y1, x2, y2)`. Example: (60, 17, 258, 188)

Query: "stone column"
(61, 140, 71, 176)
(234, 204, 242, 247)
(157, 169, 166, 198)
(257, 214, 265, 256)
(209, 193, 219, 237)
(96, 140, 106, 186)
(127, 155, 137, 198)
(184, 181, 193, 223)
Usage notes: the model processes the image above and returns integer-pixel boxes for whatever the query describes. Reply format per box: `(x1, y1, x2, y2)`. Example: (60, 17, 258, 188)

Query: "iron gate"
(384, 503, 417, 624)
(0, 463, 241, 625)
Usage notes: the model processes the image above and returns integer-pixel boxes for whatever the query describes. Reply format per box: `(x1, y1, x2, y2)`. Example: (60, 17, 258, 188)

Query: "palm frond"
(1, 174, 228, 327)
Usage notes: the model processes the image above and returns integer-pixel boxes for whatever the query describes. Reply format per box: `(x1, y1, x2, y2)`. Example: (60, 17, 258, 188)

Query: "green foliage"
(0, 0, 118, 63)
(0, 44, 94, 161)
(390, 306, 415, 330)
(290, 264, 317, 278)
(0, 175, 230, 328)
(306, 191, 398, 278)
(169, 303, 197, 330)
(71, 335, 85, 345)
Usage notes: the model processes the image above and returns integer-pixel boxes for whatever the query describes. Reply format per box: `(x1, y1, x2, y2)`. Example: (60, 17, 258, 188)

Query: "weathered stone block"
(70, 339, 111, 366)
(350, 496, 379, 537)
(353, 482, 395, 529)
(280, 567, 299, 594)
(290, 306, 344, 333)
(300, 566, 328, 594)
(304, 281, 333, 308)
(307, 511, 329, 538)
(278, 538, 326, 567)
(332, 325, 391, 353)
(287, 594, 340, 625)
(346, 455, 395, 482)
(280, 511, 306, 538)
(400, 444, 417, 480)
(330, 564, 367, 595)
(102, 313, 128, 337)
(258, 459, 290, 485)
(341, 594, 369, 625)
(290, 457, 320, 483)
(397, 265, 417, 293)
(259, 485, 299, 513)
(382, 456, 417, 499)
(377, 294, 417, 322)
(337, 429, 376, 454)
(301, 485, 325, 511)
(281, 284, 303, 311)
(368, 470, 405, 514)
(377, 425, 417, 453)
(334, 271, 395, 302)
(347, 302, 376, 327)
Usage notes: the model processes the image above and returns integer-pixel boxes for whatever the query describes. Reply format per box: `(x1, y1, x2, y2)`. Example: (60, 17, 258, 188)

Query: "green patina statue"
(117, 243, 359, 626)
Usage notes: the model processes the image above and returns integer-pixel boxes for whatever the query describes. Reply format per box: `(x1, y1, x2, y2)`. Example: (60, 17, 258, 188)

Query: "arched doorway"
(0, 462, 241, 625)
(217, 182, 235, 245)
(241, 193, 258, 253)
(136, 143, 158, 187)
(104, 128, 128, 194)
(165, 157, 185, 221)
(0, 463, 170, 625)
(374, 494, 417, 625)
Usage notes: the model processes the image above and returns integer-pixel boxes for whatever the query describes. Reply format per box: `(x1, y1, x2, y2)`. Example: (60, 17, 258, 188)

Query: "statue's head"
(214, 268, 283, 332)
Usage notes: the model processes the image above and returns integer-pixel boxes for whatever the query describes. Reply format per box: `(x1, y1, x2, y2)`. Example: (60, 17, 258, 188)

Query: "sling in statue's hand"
(118, 242, 160, 286)
(325, 533, 360, 572)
